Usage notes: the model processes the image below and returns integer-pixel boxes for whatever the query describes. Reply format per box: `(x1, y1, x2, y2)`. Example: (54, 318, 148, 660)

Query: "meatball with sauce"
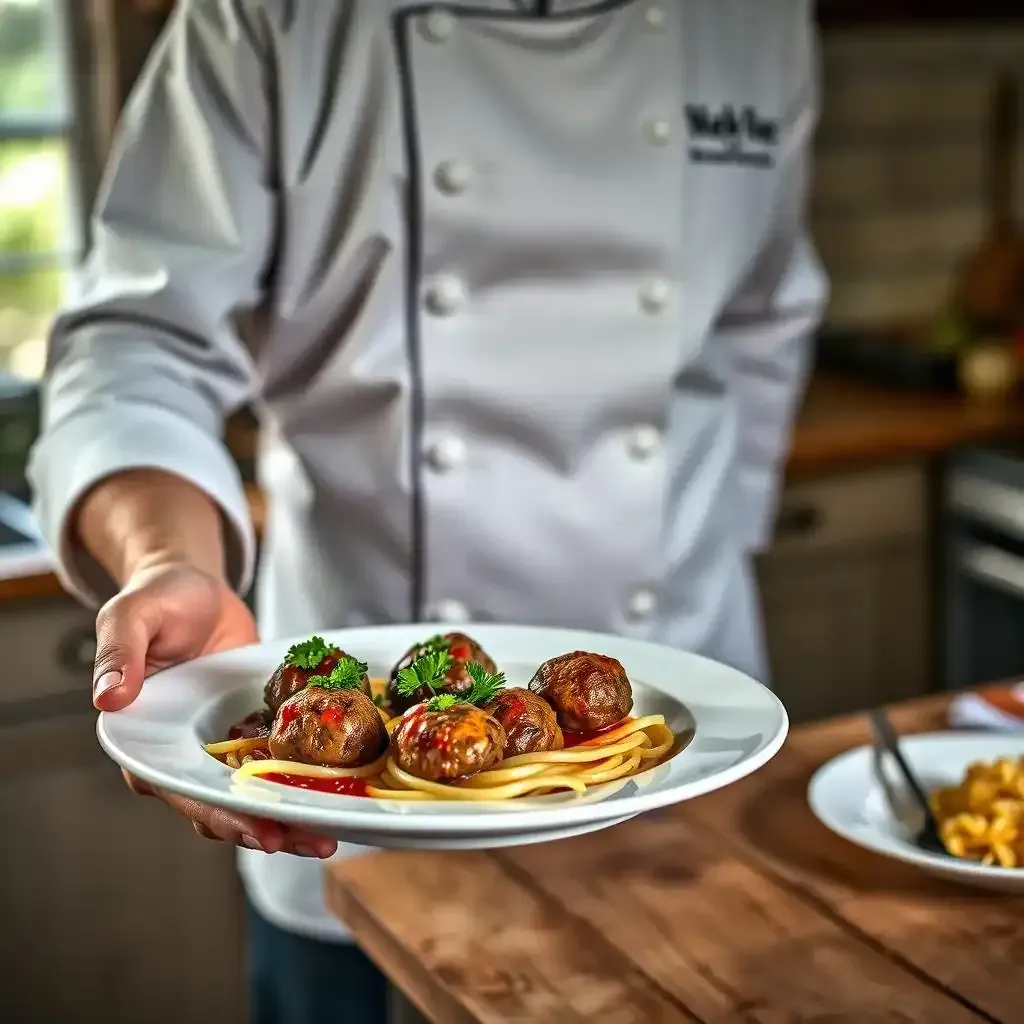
(528, 651, 633, 732)
(268, 686, 388, 768)
(391, 704, 506, 781)
(265, 638, 371, 715)
(228, 710, 271, 741)
(386, 632, 497, 714)
(482, 687, 563, 756)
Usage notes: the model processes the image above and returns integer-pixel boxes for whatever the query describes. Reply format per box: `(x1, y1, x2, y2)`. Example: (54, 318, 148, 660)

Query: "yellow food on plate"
(930, 756, 1024, 868)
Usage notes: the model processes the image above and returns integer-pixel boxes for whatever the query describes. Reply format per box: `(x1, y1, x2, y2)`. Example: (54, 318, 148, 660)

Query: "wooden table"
(327, 694, 1024, 1023)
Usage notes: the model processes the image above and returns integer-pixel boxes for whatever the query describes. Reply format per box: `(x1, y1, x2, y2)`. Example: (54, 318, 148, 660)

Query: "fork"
(866, 708, 949, 857)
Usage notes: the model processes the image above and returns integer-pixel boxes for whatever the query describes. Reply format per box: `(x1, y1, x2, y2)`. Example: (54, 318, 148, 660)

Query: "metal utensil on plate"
(866, 709, 949, 857)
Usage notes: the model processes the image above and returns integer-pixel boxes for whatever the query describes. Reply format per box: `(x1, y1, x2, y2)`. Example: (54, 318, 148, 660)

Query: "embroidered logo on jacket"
(685, 104, 778, 168)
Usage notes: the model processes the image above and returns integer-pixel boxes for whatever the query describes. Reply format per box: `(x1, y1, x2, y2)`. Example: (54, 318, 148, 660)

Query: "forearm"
(74, 469, 227, 587)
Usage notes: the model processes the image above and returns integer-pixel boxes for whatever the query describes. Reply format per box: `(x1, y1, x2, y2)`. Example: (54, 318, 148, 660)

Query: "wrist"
(75, 469, 228, 587)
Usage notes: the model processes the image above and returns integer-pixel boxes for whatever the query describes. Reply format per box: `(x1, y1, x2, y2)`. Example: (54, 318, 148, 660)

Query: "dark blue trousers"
(247, 901, 389, 1024)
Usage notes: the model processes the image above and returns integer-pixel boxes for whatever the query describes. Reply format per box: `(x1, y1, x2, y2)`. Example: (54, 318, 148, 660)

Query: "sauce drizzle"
(562, 717, 633, 748)
(262, 773, 369, 797)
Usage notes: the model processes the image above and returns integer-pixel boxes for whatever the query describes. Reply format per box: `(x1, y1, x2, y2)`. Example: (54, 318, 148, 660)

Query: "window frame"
(0, 0, 88, 277)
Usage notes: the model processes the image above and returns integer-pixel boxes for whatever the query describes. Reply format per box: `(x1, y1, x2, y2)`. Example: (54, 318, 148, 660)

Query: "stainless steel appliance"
(944, 445, 1024, 689)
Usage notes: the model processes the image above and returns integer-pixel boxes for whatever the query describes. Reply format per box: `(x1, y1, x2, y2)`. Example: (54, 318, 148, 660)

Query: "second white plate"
(809, 731, 1024, 893)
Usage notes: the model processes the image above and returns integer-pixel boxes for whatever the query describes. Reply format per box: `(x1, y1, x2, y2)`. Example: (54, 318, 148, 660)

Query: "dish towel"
(949, 683, 1024, 730)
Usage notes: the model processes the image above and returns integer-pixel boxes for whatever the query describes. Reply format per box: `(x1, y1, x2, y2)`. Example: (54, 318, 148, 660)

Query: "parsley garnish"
(400, 656, 505, 713)
(420, 634, 451, 655)
(426, 694, 461, 712)
(307, 656, 368, 692)
(284, 635, 336, 670)
(464, 661, 505, 706)
(395, 650, 453, 698)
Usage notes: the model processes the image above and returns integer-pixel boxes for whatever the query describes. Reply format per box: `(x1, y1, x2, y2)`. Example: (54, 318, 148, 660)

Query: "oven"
(944, 446, 1024, 689)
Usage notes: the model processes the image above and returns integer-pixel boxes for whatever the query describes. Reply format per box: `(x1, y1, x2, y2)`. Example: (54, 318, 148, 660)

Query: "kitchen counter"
(3, 374, 1024, 604)
(787, 374, 1024, 477)
(326, 692, 1022, 1023)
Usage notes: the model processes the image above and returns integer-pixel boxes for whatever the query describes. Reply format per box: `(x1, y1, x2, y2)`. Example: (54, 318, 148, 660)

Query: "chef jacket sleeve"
(717, 18, 828, 553)
(27, 0, 274, 606)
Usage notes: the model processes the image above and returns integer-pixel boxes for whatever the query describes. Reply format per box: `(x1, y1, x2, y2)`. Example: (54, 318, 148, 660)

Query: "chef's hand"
(92, 560, 338, 859)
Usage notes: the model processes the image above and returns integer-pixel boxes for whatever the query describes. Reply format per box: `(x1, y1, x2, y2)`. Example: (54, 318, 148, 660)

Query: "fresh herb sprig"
(420, 634, 451, 655)
(395, 652, 506, 713)
(283, 635, 337, 670)
(307, 656, 369, 692)
(426, 694, 462, 712)
(462, 661, 505, 707)
(394, 650, 454, 699)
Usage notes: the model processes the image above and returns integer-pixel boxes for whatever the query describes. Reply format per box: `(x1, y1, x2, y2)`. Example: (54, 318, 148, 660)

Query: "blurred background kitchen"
(2, 0, 1024, 1021)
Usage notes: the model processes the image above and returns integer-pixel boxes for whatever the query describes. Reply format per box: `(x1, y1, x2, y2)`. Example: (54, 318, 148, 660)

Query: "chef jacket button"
(420, 8, 456, 43)
(644, 117, 672, 146)
(424, 275, 467, 316)
(626, 588, 658, 621)
(424, 433, 467, 473)
(427, 599, 470, 624)
(638, 277, 670, 314)
(434, 159, 473, 195)
(644, 6, 666, 29)
(627, 424, 662, 461)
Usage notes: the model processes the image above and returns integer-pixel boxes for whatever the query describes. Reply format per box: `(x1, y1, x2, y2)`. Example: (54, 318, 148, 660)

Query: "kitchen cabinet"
(0, 602, 245, 1024)
(818, 0, 1024, 23)
(757, 463, 932, 723)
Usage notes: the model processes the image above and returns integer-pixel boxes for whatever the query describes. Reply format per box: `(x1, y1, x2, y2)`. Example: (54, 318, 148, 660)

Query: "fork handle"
(866, 710, 933, 816)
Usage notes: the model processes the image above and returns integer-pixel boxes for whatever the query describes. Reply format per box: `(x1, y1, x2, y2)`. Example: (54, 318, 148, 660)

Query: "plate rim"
(97, 622, 790, 834)
(807, 730, 1024, 881)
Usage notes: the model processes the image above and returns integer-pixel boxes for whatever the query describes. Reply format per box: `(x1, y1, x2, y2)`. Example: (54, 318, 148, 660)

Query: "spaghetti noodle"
(206, 695, 676, 801)
(205, 640, 682, 802)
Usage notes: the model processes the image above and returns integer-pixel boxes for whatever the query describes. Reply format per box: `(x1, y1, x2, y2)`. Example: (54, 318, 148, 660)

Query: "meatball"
(528, 651, 633, 732)
(482, 687, 563, 756)
(391, 704, 506, 781)
(228, 710, 271, 741)
(265, 640, 370, 715)
(268, 686, 388, 767)
(386, 632, 497, 714)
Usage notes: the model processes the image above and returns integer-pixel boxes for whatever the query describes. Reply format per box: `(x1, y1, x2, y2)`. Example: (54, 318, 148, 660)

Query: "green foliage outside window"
(0, 0, 69, 376)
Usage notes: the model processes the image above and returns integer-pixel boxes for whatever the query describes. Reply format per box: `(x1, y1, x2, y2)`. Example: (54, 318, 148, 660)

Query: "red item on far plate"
(948, 683, 1024, 731)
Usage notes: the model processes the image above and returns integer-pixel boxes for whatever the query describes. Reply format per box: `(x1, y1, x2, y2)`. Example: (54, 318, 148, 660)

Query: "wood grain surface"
(328, 694, 1024, 1023)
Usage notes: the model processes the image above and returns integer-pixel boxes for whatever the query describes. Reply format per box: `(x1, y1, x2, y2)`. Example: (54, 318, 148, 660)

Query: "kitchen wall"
(814, 27, 1024, 327)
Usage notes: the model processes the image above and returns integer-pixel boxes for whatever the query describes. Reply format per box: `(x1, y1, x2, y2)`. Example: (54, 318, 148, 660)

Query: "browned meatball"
(482, 687, 563, 756)
(265, 642, 370, 715)
(268, 687, 388, 767)
(391, 704, 506, 781)
(528, 651, 633, 733)
(386, 632, 497, 713)
(227, 710, 271, 741)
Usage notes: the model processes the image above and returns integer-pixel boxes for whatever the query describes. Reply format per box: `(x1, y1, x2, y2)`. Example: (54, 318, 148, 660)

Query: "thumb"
(92, 593, 156, 712)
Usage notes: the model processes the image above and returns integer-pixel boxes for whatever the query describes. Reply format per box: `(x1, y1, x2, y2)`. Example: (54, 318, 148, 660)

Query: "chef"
(29, 1, 827, 1021)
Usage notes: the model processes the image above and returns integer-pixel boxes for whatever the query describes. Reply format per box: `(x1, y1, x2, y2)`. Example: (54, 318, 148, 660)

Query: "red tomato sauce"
(262, 773, 369, 797)
(562, 717, 632, 748)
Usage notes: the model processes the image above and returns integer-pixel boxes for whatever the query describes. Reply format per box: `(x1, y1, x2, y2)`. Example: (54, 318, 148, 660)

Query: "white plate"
(98, 623, 788, 850)
(809, 731, 1024, 893)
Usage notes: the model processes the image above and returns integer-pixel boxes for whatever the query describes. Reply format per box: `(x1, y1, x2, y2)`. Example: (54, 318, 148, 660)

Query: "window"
(0, 0, 77, 380)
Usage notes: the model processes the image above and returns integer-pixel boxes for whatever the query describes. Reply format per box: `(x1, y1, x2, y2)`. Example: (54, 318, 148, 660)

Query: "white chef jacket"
(29, 0, 827, 942)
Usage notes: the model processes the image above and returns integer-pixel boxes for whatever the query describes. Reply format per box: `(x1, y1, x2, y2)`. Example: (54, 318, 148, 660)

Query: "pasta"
(206, 675, 679, 803)
(930, 756, 1024, 868)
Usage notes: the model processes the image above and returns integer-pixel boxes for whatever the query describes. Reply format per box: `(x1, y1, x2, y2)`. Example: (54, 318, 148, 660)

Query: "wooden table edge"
(328, 691, 1021, 1023)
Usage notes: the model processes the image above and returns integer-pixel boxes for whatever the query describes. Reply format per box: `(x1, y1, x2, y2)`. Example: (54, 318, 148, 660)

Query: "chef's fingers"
(93, 591, 159, 711)
(193, 821, 224, 841)
(153, 787, 337, 858)
(122, 769, 155, 796)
